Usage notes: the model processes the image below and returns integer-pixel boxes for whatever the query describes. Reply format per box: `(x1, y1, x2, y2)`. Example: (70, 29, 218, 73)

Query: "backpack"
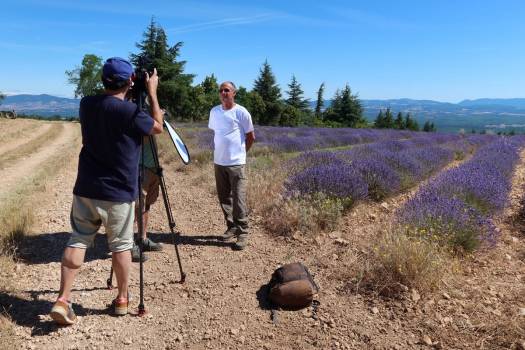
(268, 262, 319, 313)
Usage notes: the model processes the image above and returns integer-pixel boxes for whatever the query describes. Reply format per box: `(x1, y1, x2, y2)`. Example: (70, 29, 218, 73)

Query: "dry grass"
(0, 255, 16, 292)
(247, 155, 350, 236)
(0, 205, 33, 256)
(0, 122, 79, 346)
(0, 122, 80, 257)
(357, 231, 450, 296)
(0, 119, 41, 146)
(263, 194, 345, 237)
(247, 155, 287, 213)
(0, 313, 20, 350)
(0, 123, 64, 169)
(155, 131, 212, 173)
(475, 314, 525, 349)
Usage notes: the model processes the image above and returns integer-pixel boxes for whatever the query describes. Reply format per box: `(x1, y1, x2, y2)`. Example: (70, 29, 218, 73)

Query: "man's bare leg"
(58, 247, 86, 301)
(140, 210, 150, 241)
(112, 250, 131, 299)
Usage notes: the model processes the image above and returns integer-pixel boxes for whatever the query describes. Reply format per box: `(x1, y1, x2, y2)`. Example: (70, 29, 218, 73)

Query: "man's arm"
(245, 131, 255, 152)
(146, 68, 164, 135)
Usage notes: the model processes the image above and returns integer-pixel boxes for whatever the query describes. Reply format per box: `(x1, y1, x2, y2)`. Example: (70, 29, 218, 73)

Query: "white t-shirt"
(208, 104, 254, 166)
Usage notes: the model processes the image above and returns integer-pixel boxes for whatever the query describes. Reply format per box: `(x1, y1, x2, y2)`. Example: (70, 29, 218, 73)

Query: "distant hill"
(3, 94, 525, 132)
(2, 94, 79, 117)
(458, 98, 525, 109)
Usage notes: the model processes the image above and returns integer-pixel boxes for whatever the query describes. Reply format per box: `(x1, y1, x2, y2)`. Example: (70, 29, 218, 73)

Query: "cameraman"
(131, 135, 163, 262)
(50, 57, 164, 325)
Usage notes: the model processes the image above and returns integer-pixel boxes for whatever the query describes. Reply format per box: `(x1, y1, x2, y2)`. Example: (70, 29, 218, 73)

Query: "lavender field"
(184, 124, 524, 255)
(398, 136, 525, 251)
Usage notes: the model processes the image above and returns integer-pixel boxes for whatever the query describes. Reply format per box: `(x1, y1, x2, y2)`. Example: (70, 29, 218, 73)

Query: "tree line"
(65, 18, 435, 130)
(373, 108, 436, 132)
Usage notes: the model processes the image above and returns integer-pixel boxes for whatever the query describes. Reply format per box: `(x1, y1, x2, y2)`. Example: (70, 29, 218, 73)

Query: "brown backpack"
(268, 262, 319, 310)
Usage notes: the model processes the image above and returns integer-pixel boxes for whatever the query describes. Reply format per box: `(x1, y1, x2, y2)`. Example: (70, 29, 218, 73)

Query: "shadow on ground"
(17, 232, 110, 265)
(17, 231, 233, 266)
(0, 292, 107, 336)
(149, 232, 234, 248)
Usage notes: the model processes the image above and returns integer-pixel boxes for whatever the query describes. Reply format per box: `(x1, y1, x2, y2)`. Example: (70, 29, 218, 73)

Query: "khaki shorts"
(67, 195, 135, 252)
(136, 168, 160, 214)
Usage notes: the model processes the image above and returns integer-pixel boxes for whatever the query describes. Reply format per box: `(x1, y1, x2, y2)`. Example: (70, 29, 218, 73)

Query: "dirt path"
(0, 123, 77, 202)
(3, 127, 525, 349)
(0, 122, 53, 157)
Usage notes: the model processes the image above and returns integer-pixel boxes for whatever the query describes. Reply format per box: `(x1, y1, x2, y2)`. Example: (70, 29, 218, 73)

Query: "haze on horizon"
(1, 0, 524, 103)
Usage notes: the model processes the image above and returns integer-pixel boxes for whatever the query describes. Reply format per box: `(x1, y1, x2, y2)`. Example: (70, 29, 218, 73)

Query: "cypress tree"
(315, 83, 325, 119)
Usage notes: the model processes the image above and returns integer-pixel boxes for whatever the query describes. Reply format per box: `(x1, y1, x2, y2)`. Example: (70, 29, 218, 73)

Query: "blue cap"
(102, 57, 133, 81)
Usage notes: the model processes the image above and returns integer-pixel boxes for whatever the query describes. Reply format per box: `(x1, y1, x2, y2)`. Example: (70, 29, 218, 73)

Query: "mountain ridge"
(2, 94, 525, 132)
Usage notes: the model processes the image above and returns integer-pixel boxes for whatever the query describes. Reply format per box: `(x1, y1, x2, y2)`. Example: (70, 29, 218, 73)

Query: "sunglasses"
(219, 88, 231, 93)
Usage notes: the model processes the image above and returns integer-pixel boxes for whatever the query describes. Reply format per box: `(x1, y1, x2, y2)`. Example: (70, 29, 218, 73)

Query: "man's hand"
(145, 68, 159, 97)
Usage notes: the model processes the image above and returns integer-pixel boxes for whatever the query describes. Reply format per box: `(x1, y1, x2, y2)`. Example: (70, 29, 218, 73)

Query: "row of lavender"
(398, 136, 525, 251)
(186, 126, 424, 153)
(283, 134, 496, 206)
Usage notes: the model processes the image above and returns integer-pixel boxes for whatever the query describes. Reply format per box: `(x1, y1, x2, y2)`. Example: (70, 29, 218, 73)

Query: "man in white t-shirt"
(208, 81, 255, 250)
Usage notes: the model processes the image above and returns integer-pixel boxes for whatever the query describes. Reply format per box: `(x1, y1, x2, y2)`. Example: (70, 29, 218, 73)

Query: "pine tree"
(374, 110, 385, 128)
(323, 84, 364, 127)
(315, 83, 325, 119)
(131, 18, 195, 120)
(285, 75, 310, 111)
(253, 60, 281, 103)
(404, 113, 419, 131)
(253, 60, 282, 125)
(422, 121, 436, 132)
(394, 112, 404, 129)
(383, 108, 394, 128)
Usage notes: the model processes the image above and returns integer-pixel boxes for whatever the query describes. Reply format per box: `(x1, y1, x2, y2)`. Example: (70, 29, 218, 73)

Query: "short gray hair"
(220, 81, 237, 91)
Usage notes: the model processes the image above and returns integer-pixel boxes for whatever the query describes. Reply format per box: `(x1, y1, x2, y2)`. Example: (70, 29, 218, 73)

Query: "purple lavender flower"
(285, 163, 368, 202)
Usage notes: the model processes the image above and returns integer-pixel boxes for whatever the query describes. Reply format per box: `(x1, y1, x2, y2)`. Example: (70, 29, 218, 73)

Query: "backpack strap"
(271, 308, 278, 325)
(311, 299, 320, 320)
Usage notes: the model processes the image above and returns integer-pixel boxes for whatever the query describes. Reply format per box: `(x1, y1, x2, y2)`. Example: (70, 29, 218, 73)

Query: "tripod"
(105, 104, 188, 318)
(106, 133, 187, 314)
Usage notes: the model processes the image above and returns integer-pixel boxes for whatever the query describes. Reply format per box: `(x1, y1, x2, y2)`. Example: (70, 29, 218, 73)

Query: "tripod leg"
(171, 230, 186, 283)
(138, 138, 146, 316)
(149, 135, 186, 283)
(106, 266, 114, 290)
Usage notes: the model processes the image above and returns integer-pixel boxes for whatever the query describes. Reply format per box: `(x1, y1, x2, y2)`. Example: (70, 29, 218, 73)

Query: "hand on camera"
(145, 68, 159, 96)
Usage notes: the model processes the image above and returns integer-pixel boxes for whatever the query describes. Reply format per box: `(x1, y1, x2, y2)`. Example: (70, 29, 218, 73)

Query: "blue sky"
(1, 0, 524, 102)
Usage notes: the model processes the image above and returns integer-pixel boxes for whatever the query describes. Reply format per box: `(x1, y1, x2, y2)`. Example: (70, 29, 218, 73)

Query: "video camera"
(131, 55, 155, 110)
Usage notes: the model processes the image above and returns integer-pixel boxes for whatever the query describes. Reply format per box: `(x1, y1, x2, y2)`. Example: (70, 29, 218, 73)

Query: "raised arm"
(146, 68, 164, 135)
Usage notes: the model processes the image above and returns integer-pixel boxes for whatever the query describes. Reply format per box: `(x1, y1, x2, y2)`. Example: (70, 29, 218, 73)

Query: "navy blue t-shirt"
(73, 95, 154, 202)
